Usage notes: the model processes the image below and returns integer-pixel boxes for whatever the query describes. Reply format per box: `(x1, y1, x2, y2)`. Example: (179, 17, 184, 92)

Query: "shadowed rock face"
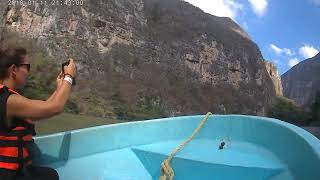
(0, 0, 279, 117)
(282, 53, 320, 107)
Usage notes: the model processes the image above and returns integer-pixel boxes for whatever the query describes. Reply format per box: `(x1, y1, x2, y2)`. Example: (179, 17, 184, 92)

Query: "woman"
(0, 46, 76, 180)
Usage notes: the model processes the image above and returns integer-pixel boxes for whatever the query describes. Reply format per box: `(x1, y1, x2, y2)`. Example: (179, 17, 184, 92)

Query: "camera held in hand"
(62, 60, 76, 86)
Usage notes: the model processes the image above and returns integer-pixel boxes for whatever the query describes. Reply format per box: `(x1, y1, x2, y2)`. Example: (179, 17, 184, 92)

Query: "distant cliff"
(0, 0, 279, 118)
(264, 61, 283, 96)
(282, 53, 320, 107)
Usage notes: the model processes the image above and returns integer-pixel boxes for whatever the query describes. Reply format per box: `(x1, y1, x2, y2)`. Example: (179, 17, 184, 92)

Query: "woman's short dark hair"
(0, 47, 27, 79)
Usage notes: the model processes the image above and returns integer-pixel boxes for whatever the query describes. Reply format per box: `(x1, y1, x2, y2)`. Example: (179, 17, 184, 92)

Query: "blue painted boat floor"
(49, 139, 292, 180)
(35, 115, 320, 179)
(132, 139, 284, 169)
(132, 139, 288, 180)
(53, 148, 152, 180)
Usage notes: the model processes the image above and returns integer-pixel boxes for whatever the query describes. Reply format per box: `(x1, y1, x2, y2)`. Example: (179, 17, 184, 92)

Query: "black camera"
(62, 60, 76, 86)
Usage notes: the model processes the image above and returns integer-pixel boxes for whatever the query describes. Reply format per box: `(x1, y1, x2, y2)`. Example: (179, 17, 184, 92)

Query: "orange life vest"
(0, 84, 36, 171)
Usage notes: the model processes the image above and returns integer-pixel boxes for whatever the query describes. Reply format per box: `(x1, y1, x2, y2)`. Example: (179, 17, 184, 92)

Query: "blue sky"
(184, 0, 320, 75)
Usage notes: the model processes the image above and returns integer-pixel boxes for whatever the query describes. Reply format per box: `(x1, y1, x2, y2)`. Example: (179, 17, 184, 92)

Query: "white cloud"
(273, 59, 279, 64)
(184, 0, 243, 20)
(242, 22, 249, 30)
(248, 0, 268, 17)
(299, 45, 319, 59)
(270, 44, 294, 56)
(311, 0, 320, 6)
(288, 58, 299, 67)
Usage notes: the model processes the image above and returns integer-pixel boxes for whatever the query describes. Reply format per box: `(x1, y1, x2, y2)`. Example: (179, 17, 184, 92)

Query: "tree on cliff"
(268, 96, 310, 126)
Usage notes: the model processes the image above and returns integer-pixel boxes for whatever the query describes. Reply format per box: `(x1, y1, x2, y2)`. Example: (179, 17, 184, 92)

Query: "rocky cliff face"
(264, 61, 283, 96)
(0, 0, 278, 118)
(282, 53, 320, 107)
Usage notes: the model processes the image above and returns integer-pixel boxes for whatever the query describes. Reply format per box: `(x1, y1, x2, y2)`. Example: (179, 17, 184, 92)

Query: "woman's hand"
(63, 58, 77, 78)
(56, 71, 64, 90)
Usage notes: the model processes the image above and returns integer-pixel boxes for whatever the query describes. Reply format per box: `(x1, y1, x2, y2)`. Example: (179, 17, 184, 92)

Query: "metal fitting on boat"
(219, 141, 225, 150)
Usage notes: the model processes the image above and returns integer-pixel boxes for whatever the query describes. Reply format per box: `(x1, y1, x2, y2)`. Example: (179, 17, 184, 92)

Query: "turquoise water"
(34, 115, 320, 180)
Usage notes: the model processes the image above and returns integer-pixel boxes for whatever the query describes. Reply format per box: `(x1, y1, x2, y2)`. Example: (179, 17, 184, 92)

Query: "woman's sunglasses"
(19, 63, 31, 72)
